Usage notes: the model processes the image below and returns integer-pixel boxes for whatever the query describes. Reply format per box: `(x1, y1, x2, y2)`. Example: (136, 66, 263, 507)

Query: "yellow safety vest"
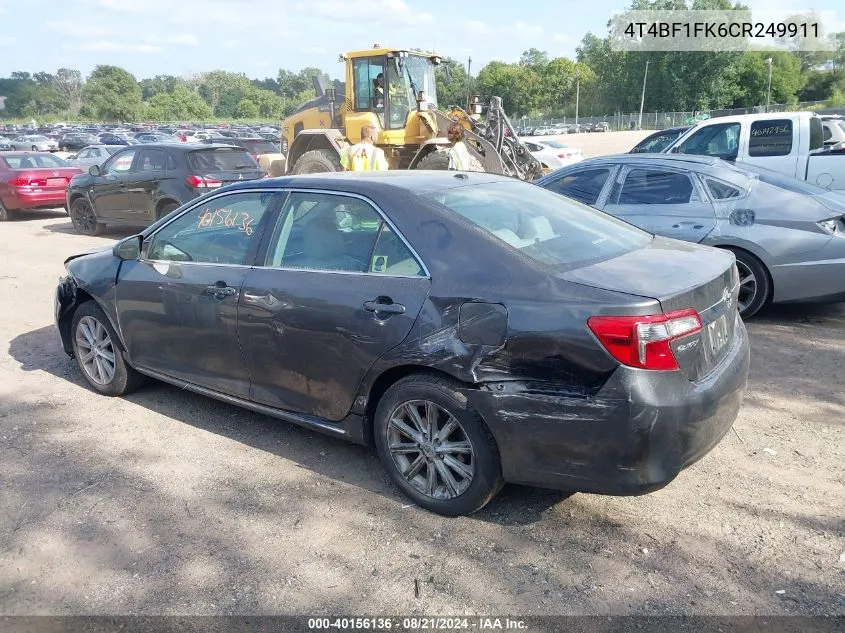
(341, 143, 389, 172)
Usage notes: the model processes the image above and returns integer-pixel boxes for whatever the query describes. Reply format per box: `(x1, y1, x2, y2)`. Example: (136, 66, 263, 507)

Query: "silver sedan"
(536, 154, 845, 318)
(9, 135, 59, 152)
(66, 145, 122, 169)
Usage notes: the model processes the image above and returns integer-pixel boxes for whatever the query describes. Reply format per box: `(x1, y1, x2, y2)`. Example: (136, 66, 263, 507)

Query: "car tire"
(71, 301, 143, 396)
(726, 247, 770, 320)
(291, 149, 342, 174)
(415, 151, 450, 171)
(70, 198, 105, 236)
(0, 200, 15, 221)
(374, 374, 503, 516)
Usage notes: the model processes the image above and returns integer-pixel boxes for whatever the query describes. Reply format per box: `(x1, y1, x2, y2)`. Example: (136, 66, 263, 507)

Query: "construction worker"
(340, 125, 389, 172)
(446, 122, 474, 171)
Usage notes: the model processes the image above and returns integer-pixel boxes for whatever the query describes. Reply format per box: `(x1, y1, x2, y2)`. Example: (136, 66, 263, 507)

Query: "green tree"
(236, 98, 259, 119)
(139, 75, 182, 101)
(198, 70, 252, 117)
(53, 68, 84, 114)
(434, 57, 469, 108)
(145, 86, 213, 121)
(476, 61, 543, 116)
(83, 65, 143, 121)
(732, 50, 803, 107)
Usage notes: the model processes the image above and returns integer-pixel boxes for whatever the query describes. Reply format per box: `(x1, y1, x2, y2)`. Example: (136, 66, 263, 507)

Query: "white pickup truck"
(664, 111, 845, 191)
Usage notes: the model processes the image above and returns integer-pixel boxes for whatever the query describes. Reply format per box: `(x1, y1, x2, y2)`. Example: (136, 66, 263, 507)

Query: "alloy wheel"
(71, 200, 97, 235)
(75, 315, 116, 385)
(386, 400, 475, 500)
(735, 259, 758, 315)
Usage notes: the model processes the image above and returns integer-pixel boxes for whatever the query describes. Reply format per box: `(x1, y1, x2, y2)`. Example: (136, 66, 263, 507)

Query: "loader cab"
(345, 48, 439, 143)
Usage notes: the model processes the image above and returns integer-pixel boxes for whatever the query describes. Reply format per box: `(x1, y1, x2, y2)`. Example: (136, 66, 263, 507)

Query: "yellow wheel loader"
(282, 46, 542, 180)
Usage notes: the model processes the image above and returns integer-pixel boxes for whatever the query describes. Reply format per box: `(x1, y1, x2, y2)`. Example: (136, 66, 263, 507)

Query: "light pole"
(765, 57, 773, 112)
(638, 59, 649, 130)
(575, 68, 580, 127)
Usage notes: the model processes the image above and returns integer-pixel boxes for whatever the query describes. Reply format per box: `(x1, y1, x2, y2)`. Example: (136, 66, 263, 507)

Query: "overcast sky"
(0, 0, 841, 80)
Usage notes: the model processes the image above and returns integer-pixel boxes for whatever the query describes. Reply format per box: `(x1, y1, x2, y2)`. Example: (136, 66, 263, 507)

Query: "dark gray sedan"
(537, 154, 845, 318)
(55, 172, 749, 516)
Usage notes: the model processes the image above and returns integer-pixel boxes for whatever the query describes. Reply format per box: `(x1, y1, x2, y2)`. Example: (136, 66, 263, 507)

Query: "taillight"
(10, 177, 47, 187)
(185, 175, 222, 188)
(587, 308, 702, 371)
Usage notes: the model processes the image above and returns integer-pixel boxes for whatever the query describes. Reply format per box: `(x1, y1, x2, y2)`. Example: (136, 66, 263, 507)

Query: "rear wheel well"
(716, 245, 773, 303)
(363, 366, 475, 446)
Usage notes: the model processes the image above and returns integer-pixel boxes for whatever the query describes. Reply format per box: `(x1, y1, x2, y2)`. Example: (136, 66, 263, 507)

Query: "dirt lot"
(1, 137, 843, 617)
(531, 129, 651, 158)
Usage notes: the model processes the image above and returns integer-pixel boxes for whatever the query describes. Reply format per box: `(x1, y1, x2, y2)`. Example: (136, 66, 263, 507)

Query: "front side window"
(263, 192, 424, 275)
(424, 181, 651, 271)
(676, 123, 740, 159)
(104, 150, 137, 175)
(618, 169, 694, 205)
(748, 119, 793, 157)
(145, 191, 281, 265)
(544, 168, 610, 205)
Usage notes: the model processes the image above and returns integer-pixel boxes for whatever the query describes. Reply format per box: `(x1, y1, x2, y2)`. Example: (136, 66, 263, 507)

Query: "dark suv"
(66, 143, 266, 235)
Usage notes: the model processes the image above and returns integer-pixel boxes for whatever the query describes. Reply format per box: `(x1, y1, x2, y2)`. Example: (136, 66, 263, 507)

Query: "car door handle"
(673, 222, 704, 229)
(363, 298, 406, 314)
(205, 284, 237, 296)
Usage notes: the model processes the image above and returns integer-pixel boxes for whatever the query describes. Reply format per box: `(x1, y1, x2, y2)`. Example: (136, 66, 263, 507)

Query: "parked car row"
(516, 122, 610, 136)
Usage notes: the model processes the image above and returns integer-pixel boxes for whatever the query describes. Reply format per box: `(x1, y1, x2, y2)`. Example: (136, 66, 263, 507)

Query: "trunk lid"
(562, 237, 739, 382)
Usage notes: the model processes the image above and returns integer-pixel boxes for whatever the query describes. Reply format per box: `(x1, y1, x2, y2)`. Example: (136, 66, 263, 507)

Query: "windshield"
(424, 181, 652, 271)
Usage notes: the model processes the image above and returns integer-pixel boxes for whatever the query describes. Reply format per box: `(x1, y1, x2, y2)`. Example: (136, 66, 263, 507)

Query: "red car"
(0, 152, 83, 221)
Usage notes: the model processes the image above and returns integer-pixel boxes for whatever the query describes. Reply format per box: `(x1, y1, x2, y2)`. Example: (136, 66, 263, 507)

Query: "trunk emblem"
(52, 171, 59, 176)
(238, 173, 243, 180)
(722, 287, 732, 310)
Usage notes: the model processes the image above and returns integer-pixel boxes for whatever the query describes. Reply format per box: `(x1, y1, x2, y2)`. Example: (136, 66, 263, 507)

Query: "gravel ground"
(1, 136, 843, 616)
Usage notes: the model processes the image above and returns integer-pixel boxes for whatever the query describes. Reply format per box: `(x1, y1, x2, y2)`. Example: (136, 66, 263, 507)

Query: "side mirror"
(67, 154, 77, 160)
(89, 164, 101, 176)
(113, 235, 142, 261)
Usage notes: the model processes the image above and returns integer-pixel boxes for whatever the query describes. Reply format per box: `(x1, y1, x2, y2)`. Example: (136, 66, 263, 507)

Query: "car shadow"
(8, 209, 68, 222)
(41, 220, 139, 238)
(7, 324, 569, 524)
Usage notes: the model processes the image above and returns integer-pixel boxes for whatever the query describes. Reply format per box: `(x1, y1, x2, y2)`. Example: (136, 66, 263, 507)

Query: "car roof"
(219, 170, 514, 195)
(541, 153, 758, 185)
(574, 153, 724, 167)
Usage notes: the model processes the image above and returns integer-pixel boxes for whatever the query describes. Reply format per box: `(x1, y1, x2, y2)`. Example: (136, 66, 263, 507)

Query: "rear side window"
(618, 169, 693, 204)
(425, 181, 651, 271)
(165, 153, 178, 170)
(544, 168, 610, 205)
(138, 150, 166, 171)
(188, 149, 256, 172)
(705, 178, 743, 200)
(749, 120, 793, 157)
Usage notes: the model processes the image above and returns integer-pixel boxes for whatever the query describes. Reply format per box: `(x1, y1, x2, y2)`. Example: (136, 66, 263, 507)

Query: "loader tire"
(415, 151, 450, 171)
(291, 149, 342, 174)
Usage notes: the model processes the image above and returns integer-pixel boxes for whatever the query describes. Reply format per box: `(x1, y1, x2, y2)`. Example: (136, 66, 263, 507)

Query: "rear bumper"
(464, 314, 750, 495)
(771, 240, 845, 303)
(4, 189, 67, 210)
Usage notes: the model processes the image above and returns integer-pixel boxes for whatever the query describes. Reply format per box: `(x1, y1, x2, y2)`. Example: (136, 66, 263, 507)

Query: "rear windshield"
(187, 149, 257, 172)
(424, 181, 652, 271)
(240, 140, 280, 154)
(3, 154, 69, 168)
